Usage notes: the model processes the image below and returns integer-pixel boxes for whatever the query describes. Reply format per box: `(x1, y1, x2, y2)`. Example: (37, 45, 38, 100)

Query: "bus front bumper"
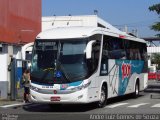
(30, 88, 89, 104)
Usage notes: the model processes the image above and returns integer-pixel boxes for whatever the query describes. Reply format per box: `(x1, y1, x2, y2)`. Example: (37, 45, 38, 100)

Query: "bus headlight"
(30, 85, 39, 92)
(70, 81, 91, 91)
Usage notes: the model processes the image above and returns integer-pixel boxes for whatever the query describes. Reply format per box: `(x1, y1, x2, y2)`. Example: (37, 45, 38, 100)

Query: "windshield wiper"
(56, 60, 71, 82)
(54, 41, 71, 82)
(39, 69, 54, 84)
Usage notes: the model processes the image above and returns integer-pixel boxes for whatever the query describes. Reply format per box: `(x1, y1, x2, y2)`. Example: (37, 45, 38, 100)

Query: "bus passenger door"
(86, 40, 100, 88)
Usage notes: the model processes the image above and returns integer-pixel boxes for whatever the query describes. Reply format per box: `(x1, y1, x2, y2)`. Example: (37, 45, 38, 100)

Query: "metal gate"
(10, 58, 30, 100)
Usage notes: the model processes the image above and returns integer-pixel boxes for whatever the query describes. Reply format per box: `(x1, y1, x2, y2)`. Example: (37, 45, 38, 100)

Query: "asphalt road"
(0, 82, 160, 120)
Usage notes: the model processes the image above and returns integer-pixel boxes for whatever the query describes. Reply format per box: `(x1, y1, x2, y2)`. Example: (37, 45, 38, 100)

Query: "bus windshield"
(31, 39, 89, 84)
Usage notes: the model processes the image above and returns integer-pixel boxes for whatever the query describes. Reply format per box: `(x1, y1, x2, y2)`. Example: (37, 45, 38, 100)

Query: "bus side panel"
(139, 73, 148, 91)
(124, 73, 138, 94)
(107, 60, 119, 98)
(115, 60, 144, 96)
(94, 76, 118, 99)
(88, 85, 100, 102)
(88, 74, 103, 102)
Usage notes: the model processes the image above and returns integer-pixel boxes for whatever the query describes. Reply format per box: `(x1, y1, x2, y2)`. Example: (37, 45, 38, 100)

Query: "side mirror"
(85, 40, 96, 59)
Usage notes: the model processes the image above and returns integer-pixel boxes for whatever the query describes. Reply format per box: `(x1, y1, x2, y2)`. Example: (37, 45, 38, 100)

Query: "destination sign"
(37, 41, 57, 46)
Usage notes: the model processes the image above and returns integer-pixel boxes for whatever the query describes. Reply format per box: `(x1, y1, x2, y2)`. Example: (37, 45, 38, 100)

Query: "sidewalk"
(147, 80, 160, 92)
(0, 99, 24, 107)
(0, 88, 32, 107)
(145, 80, 160, 99)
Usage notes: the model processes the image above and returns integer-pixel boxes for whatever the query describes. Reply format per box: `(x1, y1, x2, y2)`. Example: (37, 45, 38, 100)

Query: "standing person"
(22, 69, 30, 103)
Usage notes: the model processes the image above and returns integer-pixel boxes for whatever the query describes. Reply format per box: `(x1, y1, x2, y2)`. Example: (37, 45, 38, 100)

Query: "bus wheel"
(97, 85, 107, 108)
(133, 81, 139, 98)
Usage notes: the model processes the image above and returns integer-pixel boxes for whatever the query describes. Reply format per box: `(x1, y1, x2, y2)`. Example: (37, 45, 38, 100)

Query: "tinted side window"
(100, 35, 126, 75)
(101, 36, 126, 59)
(125, 41, 141, 60)
(125, 40, 147, 60)
(139, 43, 147, 60)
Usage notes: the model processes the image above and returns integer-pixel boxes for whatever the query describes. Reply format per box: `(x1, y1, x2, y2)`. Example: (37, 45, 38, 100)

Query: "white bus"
(30, 15, 148, 108)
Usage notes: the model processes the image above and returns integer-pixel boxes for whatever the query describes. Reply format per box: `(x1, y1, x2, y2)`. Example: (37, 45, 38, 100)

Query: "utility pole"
(94, 10, 98, 15)
(135, 28, 138, 37)
(124, 25, 128, 33)
(132, 29, 138, 37)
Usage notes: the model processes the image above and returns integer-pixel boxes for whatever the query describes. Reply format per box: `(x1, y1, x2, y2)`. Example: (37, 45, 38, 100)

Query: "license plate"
(50, 96, 61, 101)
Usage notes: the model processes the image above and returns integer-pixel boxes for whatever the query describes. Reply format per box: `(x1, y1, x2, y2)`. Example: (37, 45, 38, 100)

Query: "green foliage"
(151, 53, 160, 70)
(149, 3, 160, 37)
(149, 3, 160, 14)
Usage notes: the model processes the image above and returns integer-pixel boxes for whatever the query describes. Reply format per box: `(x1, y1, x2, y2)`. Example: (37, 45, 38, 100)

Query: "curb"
(0, 102, 32, 108)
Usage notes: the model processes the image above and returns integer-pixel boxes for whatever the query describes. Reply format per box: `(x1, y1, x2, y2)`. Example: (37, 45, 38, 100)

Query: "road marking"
(105, 103, 129, 108)
(151, 103, 160, 108)
(128, 103, 149, 108)
(0, 103, 32, 108)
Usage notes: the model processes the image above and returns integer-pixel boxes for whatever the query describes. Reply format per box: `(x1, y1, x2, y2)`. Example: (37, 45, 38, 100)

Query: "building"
(42, 15, 121, 32)
(0, 0, 41, 99)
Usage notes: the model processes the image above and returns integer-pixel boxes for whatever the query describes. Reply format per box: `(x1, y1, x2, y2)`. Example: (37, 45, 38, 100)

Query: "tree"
(151, 53, 160, 70)
(149, 3, 160, 37)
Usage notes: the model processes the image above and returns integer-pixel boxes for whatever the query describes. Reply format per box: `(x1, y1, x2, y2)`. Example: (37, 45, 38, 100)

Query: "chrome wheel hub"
(100, 89, 105, 103)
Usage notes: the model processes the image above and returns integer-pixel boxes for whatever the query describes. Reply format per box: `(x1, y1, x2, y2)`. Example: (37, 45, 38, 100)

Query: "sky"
(42, 0, 160, 38)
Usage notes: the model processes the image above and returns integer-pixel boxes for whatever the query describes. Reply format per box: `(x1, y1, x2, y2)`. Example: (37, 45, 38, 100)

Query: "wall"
(0, 0, 41, 99)
(0, 45, 8, 99)
(0, 0, 41, 44)
(147, 47, 160, 53)
(0, 44, 23, 99)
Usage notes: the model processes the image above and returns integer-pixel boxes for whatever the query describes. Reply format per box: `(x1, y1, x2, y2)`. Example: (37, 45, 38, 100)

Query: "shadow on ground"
(22, 103, 97, 113)
(22, 94, 144, 113)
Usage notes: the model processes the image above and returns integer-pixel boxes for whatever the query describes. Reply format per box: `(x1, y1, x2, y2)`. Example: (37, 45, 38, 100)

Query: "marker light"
(119, 35, 126, 39)
(70, 81, 91, 91)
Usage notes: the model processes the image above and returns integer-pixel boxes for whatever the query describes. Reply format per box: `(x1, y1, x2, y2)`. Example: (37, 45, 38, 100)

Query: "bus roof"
(37, 26, 146, 43)
(37, 26, 103, 39)
(38, 15, 146, 43)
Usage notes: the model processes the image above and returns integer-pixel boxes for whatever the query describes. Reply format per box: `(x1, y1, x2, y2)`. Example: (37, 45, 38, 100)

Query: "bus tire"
(97, 84, 107, 108)
(133, 81, 139, 98)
